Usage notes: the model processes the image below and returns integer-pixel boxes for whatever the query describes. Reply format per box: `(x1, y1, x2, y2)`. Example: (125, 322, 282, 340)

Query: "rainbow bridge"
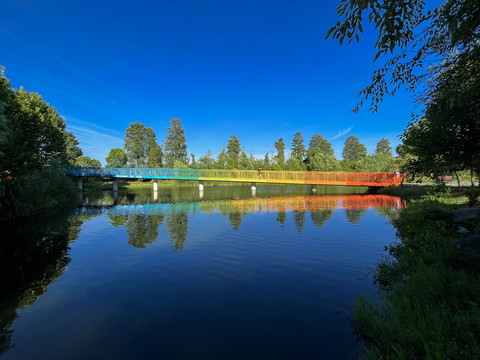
(66, 167, 404, 191)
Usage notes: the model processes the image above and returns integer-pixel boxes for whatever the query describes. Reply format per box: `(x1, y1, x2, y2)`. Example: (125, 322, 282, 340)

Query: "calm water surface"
(0, 185, 404, 359)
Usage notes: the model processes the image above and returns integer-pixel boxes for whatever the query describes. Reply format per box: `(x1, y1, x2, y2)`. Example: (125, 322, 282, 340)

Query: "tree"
(291, 132, 306, 164)
(214, 148, 228, 169)
(327, 0, 480, 113)
(163, 117, 188, 168)
(399, 50, 480, 184)
(75, 155, 101, 167)
(124, 122, 160, 167)
(342, 136, 367, 161)
(308, 134, 334, 156)
(274, 138, 286, 167)
(105, 148, 127, 167)
(226, 135, 241, 169)
(375, 138, 392, 156)
(306, 148, 338, 171)
(0, 86, 71, 175)
(64, 131, 83, 166)
(147, 144, 163, 168)
(197, 150, 215, 169)
(0, 71, 11, 160)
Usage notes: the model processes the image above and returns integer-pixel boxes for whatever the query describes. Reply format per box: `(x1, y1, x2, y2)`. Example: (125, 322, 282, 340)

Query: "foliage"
(163, 117, 187, 168)
(342, 135, 367, 161)
(0, 163, 77, 222)
(274, 138, 285, 166)
(0, 70, 79, 221)
(75, 155, 101, 167)
(464, 186, 480, 207)
(105, 148, 127, 167)
(308, 133, 334, 156)
(357, 153, 396, 172)
(399, 47, 480, 184)
(305, 148, 338, 171)
(291, 132, 306, 164)
(196, 150, 215, 169)
(124, 122, 162, 168)
(226, 135, 241, 169)
(375, 138, 392, 156)
(0, 80, 74, 175)
(353, 190, 480, 359)
(64, 131, 83, 166)
(327, 0, 480, 113)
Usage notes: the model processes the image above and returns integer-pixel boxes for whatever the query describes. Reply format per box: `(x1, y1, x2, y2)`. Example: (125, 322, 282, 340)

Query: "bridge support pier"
(311, 184, 317, 194)
(113, 179, 118, 192)
(113, 190, 118, 205)
(77, 177, 82, 191)
(199, 190, 204, 201)
(199, 181, 204, 191)
(153, 179, 158, 192)
(251, 182, 256, 197)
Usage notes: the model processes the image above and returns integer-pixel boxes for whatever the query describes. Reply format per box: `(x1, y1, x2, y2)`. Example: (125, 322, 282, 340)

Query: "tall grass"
(354, 189, 480, 359)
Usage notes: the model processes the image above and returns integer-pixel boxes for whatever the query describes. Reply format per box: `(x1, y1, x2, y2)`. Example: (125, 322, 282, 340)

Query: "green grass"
(354, 187, 480, 359)
(81, 179, 262, 191)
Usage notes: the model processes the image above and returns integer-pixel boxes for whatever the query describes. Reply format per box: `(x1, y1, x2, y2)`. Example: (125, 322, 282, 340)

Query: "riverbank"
(81, 179, 263, 191)
(355, 184, 480, 359)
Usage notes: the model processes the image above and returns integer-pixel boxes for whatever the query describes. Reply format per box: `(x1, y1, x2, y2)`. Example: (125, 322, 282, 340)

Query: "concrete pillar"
(153, 179, 158, 192)
(113, 190, 118, 205)
(311, 184, 317, 194)
(113, 179, 118, 192)
(153, 190, 158, 202)
(77, 177, 82, 191)
(251, 182, 256, 191)
(199, 190, 204, 201)
(199, 181, 204, 191)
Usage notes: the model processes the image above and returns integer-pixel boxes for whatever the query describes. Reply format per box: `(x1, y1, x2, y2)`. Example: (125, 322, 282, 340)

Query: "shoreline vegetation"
(356, 184, 480, 359)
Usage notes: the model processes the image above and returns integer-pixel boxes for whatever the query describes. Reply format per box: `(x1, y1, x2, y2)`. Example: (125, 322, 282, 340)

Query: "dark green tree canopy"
(226, 135, 241, 169)
(308, 134, 334, 156)
(274, 138, 285, 166)
(163, 117, 187, 168)
(0, 77, 73, 175)
(124, 122, 163, 168)
(327, 0, 480, 112)
(342, 135, 367, 161)
(291, 132, 306, 163)
(105, 148, 127, 167)
(75, 155, 101, 167)
(375, 138, 392, 156)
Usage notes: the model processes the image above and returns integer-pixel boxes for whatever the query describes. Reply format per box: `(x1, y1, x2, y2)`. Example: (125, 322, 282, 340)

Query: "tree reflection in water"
(165, 212, 189, 251)
(126, 214, 164, 249)
(310, 209, 334, 228)
(293, 210, 306, 232)
(0, 209, 99, 356)
(97, 194, 406, 250)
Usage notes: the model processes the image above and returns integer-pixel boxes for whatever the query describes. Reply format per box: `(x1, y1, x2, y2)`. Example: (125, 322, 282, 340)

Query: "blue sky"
(1, 0, 421, 164)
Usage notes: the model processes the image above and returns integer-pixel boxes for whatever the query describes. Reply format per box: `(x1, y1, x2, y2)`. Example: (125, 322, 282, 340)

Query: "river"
(0, 184, 403, 359)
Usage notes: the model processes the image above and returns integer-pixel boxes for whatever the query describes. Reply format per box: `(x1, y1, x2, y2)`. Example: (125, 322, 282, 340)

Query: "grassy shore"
(81, 179, 260, 191)
(354, 184, 480, 359)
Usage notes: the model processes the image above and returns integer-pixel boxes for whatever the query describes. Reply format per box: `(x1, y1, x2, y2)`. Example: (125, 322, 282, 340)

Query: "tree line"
(98, 119, 399, 173)
(0, 67, 82, 221)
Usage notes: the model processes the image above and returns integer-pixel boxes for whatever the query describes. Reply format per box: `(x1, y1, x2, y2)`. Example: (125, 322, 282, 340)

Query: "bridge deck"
(66, 167, 404, 187)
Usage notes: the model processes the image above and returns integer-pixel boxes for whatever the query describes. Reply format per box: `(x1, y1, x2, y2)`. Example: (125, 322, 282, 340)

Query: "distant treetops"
(103, 118, 397, 173)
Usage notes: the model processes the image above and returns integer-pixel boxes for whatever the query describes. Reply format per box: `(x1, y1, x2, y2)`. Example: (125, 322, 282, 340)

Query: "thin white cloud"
(330, 126, 353, 140)
(67, 124, 124, 165)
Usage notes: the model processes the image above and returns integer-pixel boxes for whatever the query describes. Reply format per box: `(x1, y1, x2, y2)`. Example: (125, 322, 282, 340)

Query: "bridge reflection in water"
(75, 194, 405, 250)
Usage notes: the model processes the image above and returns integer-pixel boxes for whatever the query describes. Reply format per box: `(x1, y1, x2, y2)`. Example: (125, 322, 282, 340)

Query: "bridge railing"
(65, 167, 404, 186)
